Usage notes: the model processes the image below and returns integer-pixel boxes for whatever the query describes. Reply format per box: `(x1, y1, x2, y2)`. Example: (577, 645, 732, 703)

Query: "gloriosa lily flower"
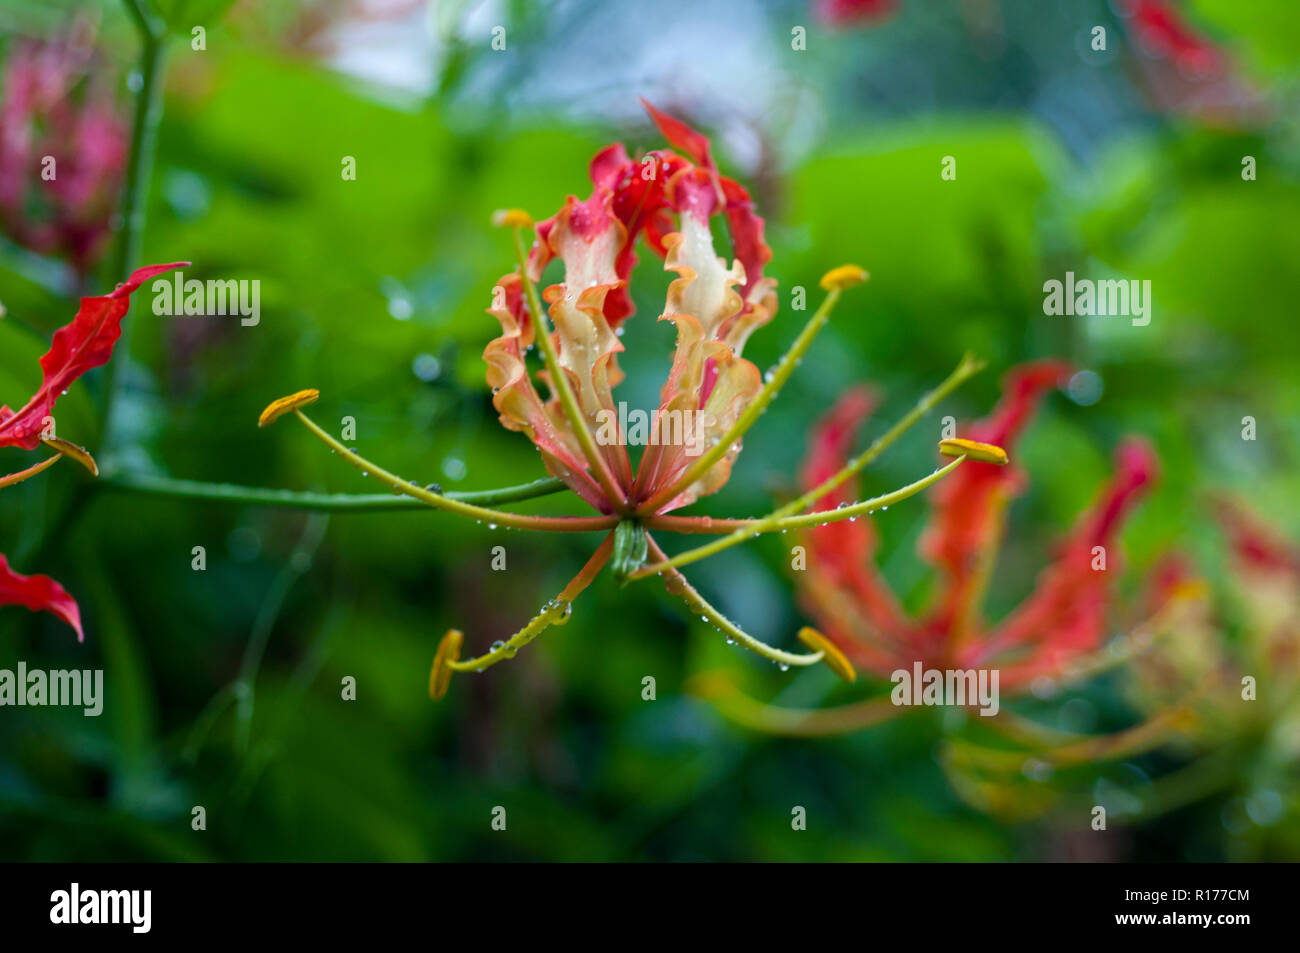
(259, 102, 999, 699)
(0, 262, 185, 639)
(697, 362, 1184, 751)
(797, 361, 1161, 691)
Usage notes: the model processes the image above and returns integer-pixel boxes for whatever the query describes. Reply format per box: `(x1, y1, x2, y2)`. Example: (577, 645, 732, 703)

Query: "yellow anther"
(258, 389, 320, 428)
(429, 629, 463, 700)
(492, 208, 534, 229)
(939, 438, 1008, 465)
(819, 264, 869, 291)
(797, 626, 857, 683)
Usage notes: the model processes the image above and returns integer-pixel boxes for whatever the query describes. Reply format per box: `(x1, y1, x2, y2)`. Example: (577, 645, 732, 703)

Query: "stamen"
(793, 351, 985, 509)
(939, 437, 1008, 465)
(631, 455, 966, 579)
(258, 388, 319, 427)
(492, 208, 534, 229)
(637, 268, 865, 515)
(277, 402, 618, 533)
(819, 265, 869, 291)
(628, 352, 984, 575)
(429, 629, 462, 700)
(646, 535, 831, 672)
(797, 627, 856, 682)
(749, 456, 966, 532)
(434, 532, 616, 692)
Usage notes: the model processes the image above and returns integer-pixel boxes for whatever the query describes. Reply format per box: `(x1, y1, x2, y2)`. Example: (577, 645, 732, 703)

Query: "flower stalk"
(101, 0, 170, 445)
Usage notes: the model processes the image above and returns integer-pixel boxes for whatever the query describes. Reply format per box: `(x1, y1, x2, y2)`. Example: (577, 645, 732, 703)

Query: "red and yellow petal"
(0, 553, 83, 641)
(0, 262, 188, 450)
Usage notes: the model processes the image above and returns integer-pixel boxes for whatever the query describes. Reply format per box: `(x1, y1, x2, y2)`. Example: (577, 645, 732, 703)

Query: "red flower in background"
(798, 360, 1158, 693)
(1116, 0, 1266, 127)
(0, 22, 128, 274)
(816, 0, 900, 27)
(1119, 0, 1220, 76)
(1, 262, 185, 638)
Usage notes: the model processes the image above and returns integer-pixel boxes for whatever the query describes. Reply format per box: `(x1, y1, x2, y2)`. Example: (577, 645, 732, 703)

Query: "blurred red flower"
(0, 23, 129, 274)
(1119, 0, 1220, 76)
(816, 0, 900, 27)
(797, 361, 1158, 693)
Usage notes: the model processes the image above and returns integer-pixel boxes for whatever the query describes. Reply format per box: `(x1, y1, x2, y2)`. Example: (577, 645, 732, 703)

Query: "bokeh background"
(1, 0, 1298, 861)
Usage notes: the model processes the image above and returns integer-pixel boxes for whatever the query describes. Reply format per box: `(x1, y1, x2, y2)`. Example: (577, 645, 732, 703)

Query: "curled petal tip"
(492, 208, 534, 229)
(797, 626, 857, 683)
(42, 438, 97, 476)
(429, 628, 463, 700)
(258, 389, 320, 428)
(939, 438, 1008, 465)
(819, 265, 869, 291)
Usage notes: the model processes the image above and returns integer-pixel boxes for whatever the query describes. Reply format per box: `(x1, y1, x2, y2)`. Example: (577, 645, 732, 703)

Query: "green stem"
(101, 0, 168, 447)
(99, 472, 569, 511)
